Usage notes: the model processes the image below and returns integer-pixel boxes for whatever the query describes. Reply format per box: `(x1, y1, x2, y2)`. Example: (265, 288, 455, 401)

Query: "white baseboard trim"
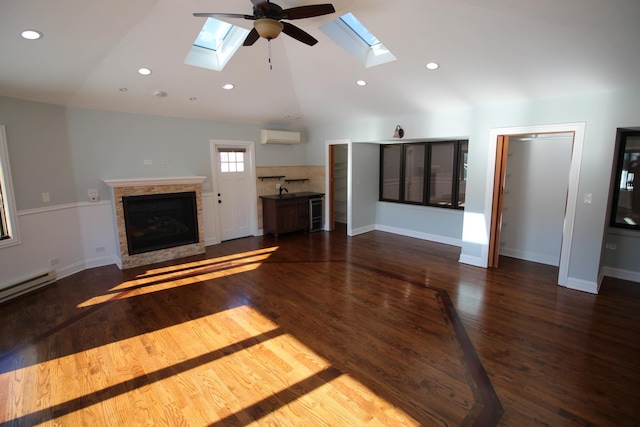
(375, 224, 462, 247)
(565, 276, 600, 294)
(602, 266, 640, 283)
(350, 224, 376, 236)
(55, 261, 90, 281)
(500, 247, 559, 267)
(458, 254, 484, 267)
(83, 255, 119, 271)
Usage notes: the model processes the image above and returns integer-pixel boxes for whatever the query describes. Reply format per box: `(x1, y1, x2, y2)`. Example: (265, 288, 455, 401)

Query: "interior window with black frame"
(611, 130, 640, 229)
(379, 140, 468, 209)
(380, 144, 402, 201)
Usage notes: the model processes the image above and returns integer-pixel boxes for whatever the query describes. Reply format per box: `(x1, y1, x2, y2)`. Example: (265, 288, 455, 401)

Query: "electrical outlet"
(276, 183, 281, 189)
(605, 243, 617, 250)
(42, 192, 50, 203)
(50, 257, 60, 266)
(88, 189, 99, 202)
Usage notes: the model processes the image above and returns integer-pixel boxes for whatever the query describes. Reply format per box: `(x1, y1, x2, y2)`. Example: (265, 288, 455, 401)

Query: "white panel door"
(216, 147, 252, 241)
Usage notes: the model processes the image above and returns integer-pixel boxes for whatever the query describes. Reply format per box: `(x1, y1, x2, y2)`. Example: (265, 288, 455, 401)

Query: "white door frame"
(483, 123, 586, 286)
(209, 139, 258, 243)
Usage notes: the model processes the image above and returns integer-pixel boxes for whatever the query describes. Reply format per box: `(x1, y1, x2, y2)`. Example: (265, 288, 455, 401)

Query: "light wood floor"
(0, 229, 638, 426)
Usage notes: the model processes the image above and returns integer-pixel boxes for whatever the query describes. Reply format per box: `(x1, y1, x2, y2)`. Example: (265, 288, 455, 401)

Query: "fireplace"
(105, 176, 206, 269)
(122, 192, 198, 255)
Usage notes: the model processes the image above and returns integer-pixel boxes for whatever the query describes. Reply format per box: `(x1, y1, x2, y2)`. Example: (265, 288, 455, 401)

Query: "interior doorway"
(485, 123, 585, 286)
(489, 133, 573, 267)
(326, 140, 350, 234)
(331, 144, 348, 232)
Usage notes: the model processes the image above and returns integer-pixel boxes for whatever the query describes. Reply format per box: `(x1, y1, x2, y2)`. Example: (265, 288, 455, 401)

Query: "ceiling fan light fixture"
(254, 18, 284, 40)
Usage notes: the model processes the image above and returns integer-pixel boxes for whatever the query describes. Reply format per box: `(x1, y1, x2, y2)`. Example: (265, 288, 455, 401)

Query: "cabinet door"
(277, 204, 299, 233)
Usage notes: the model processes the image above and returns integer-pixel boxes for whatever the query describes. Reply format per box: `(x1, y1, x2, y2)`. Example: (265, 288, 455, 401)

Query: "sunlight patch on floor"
(1, 301, 419, 425)
(77, 247, 279, 308)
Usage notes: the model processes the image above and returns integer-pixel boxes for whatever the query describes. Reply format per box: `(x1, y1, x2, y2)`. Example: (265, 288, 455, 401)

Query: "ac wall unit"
(261, 129, 301, 145)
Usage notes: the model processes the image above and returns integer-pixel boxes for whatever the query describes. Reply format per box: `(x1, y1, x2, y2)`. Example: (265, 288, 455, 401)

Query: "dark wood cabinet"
(260, 192, 323, 236)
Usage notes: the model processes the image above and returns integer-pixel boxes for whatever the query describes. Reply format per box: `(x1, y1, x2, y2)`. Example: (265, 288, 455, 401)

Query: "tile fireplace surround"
(105, 177, 206, 269)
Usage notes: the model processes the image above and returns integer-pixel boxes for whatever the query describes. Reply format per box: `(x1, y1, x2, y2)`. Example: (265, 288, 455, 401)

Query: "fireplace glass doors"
(122, 192, 199, 255)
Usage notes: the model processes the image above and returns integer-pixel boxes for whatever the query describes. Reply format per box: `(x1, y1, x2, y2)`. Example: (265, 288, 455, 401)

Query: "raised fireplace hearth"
(105, 177, 206, 269)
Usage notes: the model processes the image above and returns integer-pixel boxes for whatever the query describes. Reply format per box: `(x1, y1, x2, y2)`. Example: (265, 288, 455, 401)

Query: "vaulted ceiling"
(1, 0, 639, 128)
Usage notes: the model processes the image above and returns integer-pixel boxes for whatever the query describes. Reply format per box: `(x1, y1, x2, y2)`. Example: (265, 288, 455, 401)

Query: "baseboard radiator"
(0, 270, 57, 303)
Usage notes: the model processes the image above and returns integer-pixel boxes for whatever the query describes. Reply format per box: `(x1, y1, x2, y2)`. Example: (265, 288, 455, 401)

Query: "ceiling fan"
(194, 0, 336, 47)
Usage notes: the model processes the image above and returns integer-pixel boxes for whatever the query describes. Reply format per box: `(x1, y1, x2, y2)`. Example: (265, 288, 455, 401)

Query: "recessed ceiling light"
(222, 83, 235, 90)
(138, 68, 152, 76)
(118, 87, 128, 92)
(356, 80, 367, 86)
(21, 30, 43, 40)
(189, 97, 197, 101)
(425, 62, 439, 70)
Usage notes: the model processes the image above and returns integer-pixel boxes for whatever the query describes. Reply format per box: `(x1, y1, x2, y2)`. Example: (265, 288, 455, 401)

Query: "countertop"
(259, 191, 324, 200)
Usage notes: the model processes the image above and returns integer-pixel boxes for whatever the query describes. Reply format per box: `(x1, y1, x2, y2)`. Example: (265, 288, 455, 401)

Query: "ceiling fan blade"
(282, 22, 318, 46)
(243, 28, 261, 46)
(193, 12, 253, 20)
(283, 4, 335, 20)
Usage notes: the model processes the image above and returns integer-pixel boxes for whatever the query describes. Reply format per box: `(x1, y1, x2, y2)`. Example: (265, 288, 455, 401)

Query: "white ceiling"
(1, 0, 639, 128)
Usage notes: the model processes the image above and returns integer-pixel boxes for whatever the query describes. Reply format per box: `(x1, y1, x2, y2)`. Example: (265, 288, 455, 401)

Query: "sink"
(279, 193, 297, 198)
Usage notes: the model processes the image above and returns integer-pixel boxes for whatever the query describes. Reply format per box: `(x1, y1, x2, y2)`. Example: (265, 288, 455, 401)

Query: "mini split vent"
(260, 129, 301, 145)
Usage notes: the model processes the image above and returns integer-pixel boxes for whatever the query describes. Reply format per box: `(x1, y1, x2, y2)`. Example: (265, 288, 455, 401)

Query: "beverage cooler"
(309, 197, 324, 232)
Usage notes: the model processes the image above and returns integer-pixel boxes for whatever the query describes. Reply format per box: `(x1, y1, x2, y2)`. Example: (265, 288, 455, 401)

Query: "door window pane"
(219, 150, 245, 173)
(429, 143, 455, 206)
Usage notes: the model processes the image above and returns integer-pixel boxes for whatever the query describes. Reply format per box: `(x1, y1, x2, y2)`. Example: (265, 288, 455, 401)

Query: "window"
(610, 130, 640, 229)
(380, 140, 468, 209)
(218, 148, 245, 173)
(0, 125, 20, 247)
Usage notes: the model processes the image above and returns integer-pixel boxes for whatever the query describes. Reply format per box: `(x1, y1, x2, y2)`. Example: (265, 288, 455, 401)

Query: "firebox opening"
(122, 192, 199, 255)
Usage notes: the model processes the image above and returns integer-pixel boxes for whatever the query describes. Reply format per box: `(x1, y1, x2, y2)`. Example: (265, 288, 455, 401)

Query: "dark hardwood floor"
(0, 229, 638, 426)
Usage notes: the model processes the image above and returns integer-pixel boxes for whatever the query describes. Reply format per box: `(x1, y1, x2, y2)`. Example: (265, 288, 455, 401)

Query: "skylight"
(320, 13, 396, 68)
(339, 13, 379, 47)
(184, 18, 249, 72)
(194, 18, 233, 51)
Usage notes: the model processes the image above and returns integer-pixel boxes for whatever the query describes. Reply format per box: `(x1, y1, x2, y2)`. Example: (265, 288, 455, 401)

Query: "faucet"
(279, 186, 288, 196)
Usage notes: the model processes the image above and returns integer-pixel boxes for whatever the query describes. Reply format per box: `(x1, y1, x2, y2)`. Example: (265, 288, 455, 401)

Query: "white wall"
(350, 143, 379, 234)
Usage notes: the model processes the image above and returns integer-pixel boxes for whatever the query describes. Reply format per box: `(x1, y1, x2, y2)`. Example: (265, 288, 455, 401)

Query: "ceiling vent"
(261, 130, 301, 145)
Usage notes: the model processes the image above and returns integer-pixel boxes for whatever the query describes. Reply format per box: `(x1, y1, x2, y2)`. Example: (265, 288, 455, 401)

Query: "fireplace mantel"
(105, 176, 206, 188)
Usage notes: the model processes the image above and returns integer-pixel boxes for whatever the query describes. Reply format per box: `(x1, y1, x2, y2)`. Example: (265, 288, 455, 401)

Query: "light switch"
(584, 193, 593, 204)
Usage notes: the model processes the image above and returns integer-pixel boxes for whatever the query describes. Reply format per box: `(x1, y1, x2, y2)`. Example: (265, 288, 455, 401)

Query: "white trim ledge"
(104, 176, 206, 187)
